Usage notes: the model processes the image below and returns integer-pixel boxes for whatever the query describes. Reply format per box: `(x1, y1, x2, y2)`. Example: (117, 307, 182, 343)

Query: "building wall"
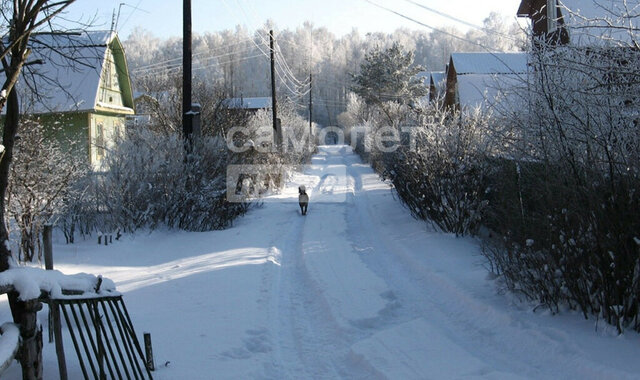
(98, 46, 125, 107)
(33, 112, 125, 170)
(35, 112, 89, 158)
(89, 113, 125, 171)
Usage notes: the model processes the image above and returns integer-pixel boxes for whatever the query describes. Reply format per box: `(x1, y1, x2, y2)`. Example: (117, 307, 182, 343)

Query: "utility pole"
(183, 0, 193, 146)
(309, 73, 313, 138)
(269, 30, 279, 149)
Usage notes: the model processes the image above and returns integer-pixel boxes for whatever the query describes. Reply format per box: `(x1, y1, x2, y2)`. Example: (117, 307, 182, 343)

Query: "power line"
(363, 0, 498, 52)
(402, 0, 520, 42)
(132, 37, 257, 72)
(135, 53, 265, 79)
(134, 46, 257, 76)
(118, 1, 147, 32)
(230, 0, 311, 92)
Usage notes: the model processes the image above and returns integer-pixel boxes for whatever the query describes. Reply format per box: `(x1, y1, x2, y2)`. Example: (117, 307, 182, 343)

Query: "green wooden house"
(8, 30, 135, 170)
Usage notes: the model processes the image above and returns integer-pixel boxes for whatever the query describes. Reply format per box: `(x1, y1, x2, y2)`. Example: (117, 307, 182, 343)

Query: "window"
(95, 122, 105, 161)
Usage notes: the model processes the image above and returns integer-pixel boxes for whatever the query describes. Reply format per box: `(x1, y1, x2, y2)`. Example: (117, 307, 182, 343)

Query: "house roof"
(430, 72, 446, 88)
(4, 30, 132, 114)
(221, 97, 272, 110)
(516, 0, 534, 17)
(451, 52, 529, 75)
(450, 53, 529, 112)
(456, 73, 527, 112)
(429, 71, 446, 101)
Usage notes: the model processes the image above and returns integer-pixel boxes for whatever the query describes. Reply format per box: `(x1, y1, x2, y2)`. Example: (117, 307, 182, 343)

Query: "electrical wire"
(363, 0, 498, 52)
(132, 37, 257, 72)
(134, 46, 257, 76)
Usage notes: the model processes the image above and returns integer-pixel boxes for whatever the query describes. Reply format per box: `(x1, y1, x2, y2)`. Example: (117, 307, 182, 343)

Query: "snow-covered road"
(3, 145, 640, 379)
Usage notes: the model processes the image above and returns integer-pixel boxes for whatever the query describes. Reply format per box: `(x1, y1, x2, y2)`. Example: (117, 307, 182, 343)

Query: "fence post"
(15, 298, 43, 380)
(52, 302, 68, 380)
(43, 225, 68, 379)
(43, 225, 53, 271)
(43, 225, 54, 344)
(144, 332, 155, 371)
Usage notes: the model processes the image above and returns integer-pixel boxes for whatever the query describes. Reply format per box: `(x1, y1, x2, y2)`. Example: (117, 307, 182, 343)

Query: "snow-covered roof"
(416, 71, 430, 84)
(4, 30, 126, 114)
(430, 71, 446, 90)
(457, 73, 528, 112)
(451, 53, 529, 75)
(430, 71, 445, 84)
(558, 0, 639, 46)
(451, 53, 529, 111)
(222, 97, 272, 110)
(428, 71, 446, 101)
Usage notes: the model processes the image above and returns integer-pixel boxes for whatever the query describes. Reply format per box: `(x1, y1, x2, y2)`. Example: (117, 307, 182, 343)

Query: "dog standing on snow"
(298, 185, 309, 215)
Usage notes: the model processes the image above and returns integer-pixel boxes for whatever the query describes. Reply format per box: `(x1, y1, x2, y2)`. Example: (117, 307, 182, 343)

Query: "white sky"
(62, 0, 524, 40)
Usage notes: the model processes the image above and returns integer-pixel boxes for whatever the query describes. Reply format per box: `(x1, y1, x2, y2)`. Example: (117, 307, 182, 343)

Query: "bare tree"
(0, 0, 76, 269)
(0, 2, 77, 379)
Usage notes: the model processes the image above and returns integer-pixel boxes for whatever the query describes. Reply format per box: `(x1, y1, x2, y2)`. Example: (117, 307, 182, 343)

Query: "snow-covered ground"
(2, 145, 640, 379)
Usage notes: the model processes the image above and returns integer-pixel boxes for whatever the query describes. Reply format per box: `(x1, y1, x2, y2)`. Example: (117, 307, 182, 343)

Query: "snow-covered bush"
(382, 105, 493, 236)
(63, 128, 250, 235)
(8, 118, 88, 261)
(482, 38, 640, 332)
(232, 102, 315, 183)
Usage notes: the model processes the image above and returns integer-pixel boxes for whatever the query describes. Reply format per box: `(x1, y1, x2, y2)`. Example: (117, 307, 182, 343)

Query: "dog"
(298, 185, 309, 215)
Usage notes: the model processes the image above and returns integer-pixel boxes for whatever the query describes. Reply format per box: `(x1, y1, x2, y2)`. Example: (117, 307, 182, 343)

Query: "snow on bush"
(345, 29, 640, 332)
(60, 128, 250, 235)
(382, 105, 493, 236)
(8, 118, 88, 262)
(481, 35, 640, 332)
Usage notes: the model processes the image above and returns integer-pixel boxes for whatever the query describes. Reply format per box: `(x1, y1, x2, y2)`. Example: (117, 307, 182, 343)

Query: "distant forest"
(124, 13, 525, 125)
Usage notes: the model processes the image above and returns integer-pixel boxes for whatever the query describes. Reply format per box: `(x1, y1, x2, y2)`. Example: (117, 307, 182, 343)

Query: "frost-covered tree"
(351, 42, 427, 107)
(0, 0, 77, 272)
(7, 119, 87, 262)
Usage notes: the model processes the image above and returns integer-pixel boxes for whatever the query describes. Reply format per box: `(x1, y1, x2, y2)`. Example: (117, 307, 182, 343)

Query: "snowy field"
(2, 145, 640, 379)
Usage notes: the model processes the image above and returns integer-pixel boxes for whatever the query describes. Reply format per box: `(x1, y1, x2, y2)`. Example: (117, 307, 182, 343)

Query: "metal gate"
(49, 295, 153, 380)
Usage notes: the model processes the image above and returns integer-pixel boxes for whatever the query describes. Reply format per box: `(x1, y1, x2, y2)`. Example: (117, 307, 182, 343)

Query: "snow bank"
(0, 267, 116, 300)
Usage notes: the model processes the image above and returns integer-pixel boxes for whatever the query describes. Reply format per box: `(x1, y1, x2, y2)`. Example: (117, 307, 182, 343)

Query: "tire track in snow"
(263, 202, 374, 378)
(265, 146, 387, 379)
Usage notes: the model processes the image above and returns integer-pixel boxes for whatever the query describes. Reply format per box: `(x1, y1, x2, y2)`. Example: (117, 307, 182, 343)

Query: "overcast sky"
(62, 0, 523, 40)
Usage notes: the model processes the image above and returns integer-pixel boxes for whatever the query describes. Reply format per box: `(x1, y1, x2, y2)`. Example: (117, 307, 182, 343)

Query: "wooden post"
(43, 225, 53, 271)
(144, 332, 155, 371)
(14, 298, 43, 380)
(43, 225, 67, 379)
(270, 30, 279, 150)
(183, 0, 193, 146)
(43, 225, 56, 343)
(309, 73, 313, 143)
